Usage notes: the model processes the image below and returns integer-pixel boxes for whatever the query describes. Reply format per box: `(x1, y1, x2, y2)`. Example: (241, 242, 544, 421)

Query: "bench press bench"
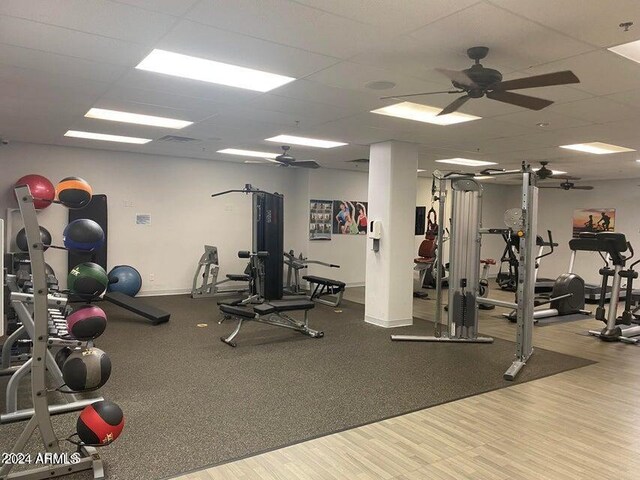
(302, 275, 346, 307)
(218, 299, 323, 347)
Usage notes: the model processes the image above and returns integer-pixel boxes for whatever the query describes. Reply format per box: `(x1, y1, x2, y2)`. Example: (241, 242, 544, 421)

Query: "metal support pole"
(504, 171, 536, 381)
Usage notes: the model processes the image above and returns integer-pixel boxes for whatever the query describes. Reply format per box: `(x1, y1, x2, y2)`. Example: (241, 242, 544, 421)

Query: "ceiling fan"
(381, 46, 580, 116)
(247, 146, 320, 169)
(538, 180, 594, 191)
(534, 161, 581, 181)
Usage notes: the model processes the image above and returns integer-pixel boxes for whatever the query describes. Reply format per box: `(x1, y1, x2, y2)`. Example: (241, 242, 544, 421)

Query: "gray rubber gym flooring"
(0, 295, 594, 480)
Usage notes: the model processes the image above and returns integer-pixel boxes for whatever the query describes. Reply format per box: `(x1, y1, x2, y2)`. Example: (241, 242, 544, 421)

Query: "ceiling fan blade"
(492, 70, 579, 91)
(537, 185, 562, 189)
(572, 186, 594, 190)
(435, 68, 478, 89)
(292, 160, 320, 169)
(379, 90, 463, 100)
(486, 90, 553, 110)
(553, 175, 581, 181)
(437, 95, 471, 116)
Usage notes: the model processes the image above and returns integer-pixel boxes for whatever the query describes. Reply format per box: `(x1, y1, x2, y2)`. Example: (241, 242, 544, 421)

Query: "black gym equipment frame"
(211, 185, 284, 301)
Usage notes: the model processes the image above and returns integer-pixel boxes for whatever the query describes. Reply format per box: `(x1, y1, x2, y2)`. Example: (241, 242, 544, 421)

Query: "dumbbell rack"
(0, 186, 104, 480)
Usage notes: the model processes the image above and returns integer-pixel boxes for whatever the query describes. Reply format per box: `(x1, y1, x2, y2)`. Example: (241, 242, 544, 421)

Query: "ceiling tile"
(271, 79, 381, 111)
(109, 0, 200, 16)
(306, 61, 445, 98)
(0, 43, 127, 83)
(522, 50, 640, 96)
(488, 0, 640, 47)
(0, 15, 148, 66)
(185, 0, 392, 59)
(99, 85, 225, 121)
(0, 0, 177, 45)
(157, 20, 339, 78)
(293, 0, 480, 35)
(548, 97, 640, 124)
(246, 94, 361, 126)
(409, 2, 595, 71)
(493, 110, 594, 131)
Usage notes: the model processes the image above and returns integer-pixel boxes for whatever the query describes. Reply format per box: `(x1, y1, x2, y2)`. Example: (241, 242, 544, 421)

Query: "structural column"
(365, 141, 417, 327)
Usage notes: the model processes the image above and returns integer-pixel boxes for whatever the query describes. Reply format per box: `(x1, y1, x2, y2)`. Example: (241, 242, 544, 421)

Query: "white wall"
(1, 142, 517, 295)
(0, 142, 303, 295)
(505, 178, 640, 285)
(298, 168, 369, 286)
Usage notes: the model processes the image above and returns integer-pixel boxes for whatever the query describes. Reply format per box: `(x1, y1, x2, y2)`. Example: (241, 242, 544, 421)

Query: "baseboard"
(137, 288, 191, 297)
(365, 315, 413, 328)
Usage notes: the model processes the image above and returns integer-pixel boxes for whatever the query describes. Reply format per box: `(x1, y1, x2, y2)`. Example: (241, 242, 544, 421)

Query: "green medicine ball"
(68, 262, 108, 300)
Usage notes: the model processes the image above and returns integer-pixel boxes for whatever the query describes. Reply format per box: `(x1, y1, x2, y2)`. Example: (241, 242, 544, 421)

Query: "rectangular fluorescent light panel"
(435, 158, 497, 167)
(136, 49, 295, 92)
(218, 148, 278, 159)
(417, 169, 426, 173)
(560, 142, 635, 154)
(85, 108, 192, 129)
(371, 102, 481, 125)
(265, 135, 347, 148)
(609, 40, 640, 64)
(64, 130, 152, 144)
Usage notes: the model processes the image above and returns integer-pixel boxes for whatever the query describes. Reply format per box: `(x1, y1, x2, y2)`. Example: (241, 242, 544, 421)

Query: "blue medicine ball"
(63, 219, 105, 251)
(107, 265, 142, 297)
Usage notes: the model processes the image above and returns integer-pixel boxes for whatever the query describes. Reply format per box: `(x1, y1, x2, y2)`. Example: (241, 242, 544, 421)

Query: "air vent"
(158, 135, 200, 142)
(347, 158, 369, 163)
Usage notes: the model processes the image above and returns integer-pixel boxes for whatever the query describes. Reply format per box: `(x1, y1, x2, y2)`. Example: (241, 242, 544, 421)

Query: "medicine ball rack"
(0, 186, 104, 480)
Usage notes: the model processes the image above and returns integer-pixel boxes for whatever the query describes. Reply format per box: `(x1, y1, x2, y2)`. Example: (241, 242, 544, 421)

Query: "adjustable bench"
(302, 275, 346, 307)
(218, 299, 323, 347)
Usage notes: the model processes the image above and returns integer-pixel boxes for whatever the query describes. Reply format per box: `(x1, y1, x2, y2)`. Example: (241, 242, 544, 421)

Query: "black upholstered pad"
(254, 299, 315, 315)
(302, 275, 346, 289)
(226, 273, 251, 282)
(219, 304, 256, 319)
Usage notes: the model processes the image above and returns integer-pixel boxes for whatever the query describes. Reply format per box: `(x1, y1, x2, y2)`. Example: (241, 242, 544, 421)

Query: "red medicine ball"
(15, 174, 55, 209)
(66, 305, 107, 340)
(77, 400, 124, 446)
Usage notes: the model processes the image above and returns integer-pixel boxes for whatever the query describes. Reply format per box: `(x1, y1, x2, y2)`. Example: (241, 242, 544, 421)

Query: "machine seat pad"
(226, 273, 251, 282)
(414, 257, 434, 264)
(302, 275, 346, 289)
(219, 304, 256, 319)
(254, 300, 315, 315)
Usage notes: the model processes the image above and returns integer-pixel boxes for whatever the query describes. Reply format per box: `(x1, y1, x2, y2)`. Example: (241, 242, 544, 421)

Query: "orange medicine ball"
(56, 177, 93, 209)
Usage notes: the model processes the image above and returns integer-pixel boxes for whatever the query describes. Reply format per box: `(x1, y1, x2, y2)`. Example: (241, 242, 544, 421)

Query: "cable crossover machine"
(392, 164, 539, 381)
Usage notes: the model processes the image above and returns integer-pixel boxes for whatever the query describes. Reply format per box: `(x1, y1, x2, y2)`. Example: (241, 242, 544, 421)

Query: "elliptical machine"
(505, 230, 589, 322)
(587, 232, 640, 343)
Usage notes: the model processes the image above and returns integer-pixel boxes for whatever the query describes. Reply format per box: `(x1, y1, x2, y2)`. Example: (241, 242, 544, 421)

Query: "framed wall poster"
(309, 199, 333, 240)
(332, 200, 368, 235)
(572, 208, 615, 238)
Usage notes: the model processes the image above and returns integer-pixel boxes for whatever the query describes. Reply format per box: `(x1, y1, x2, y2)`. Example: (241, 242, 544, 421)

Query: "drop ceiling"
(1, 0, 640, 180)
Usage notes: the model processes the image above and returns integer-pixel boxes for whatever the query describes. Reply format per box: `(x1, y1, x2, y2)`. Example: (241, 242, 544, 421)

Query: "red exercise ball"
(77, 400, 124, 446)
(15, 174, 55, 210)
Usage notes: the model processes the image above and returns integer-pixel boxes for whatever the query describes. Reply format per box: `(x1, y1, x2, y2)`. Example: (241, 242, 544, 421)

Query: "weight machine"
(190, 245, 250, 298)
(392, 165, 538, 381)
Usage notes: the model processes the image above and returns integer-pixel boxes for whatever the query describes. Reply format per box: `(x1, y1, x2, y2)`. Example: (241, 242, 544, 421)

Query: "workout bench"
(218, 299, 324, 347)
(302, 275, 346, 307)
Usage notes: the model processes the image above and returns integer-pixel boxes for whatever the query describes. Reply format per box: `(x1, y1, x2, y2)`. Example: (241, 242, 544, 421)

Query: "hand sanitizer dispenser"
(369, 220, 381, 251)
